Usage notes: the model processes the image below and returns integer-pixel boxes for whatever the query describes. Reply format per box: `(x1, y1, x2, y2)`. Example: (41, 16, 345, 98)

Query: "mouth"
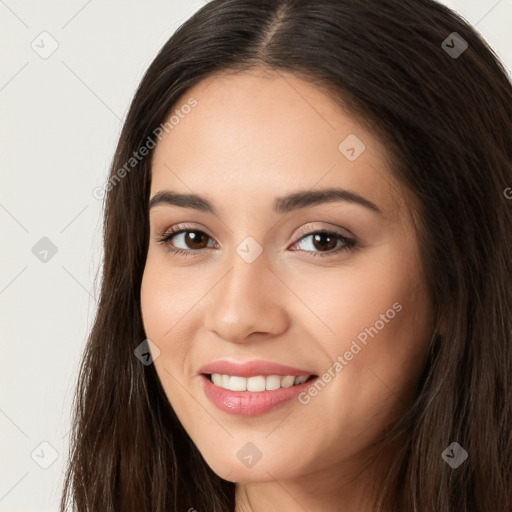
(198, 359, 319, 415)
(199, 373, 318, 416)
(203, 373, 316, 391)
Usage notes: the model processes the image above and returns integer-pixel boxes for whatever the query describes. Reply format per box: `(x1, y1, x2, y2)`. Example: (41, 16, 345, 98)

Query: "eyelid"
(156, 222, 218, 248)
(155, 222, 357, 257)
(292, 222, 354, 241)
(158, 222, 214, 240)
(157, 222, 352, 243)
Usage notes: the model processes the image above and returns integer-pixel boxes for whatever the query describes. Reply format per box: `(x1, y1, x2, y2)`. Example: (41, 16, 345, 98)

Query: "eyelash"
(154, 224, 357, 259)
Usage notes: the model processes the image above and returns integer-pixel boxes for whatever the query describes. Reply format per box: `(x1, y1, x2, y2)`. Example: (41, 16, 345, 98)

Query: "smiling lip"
(198, 359, 314, 378)
(198, 359, 317, 416)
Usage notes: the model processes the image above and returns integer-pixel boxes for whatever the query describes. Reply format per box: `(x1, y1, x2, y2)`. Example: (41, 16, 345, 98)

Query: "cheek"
(140, 260, 190, 385)
(289, 244, 432, 406)
(291, 248, 430, 350)
(140, 252, 204, 349)
(140, 259, 204, 421)
(140, 267, 170, 344)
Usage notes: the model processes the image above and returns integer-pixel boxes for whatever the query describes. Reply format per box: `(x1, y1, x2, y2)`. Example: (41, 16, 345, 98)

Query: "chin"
(197, 443, 303, 483)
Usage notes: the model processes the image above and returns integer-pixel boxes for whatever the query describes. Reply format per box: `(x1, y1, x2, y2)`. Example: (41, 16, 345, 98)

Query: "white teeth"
(211, 373, 222, 386)
(209, 373, 311, 391)
(281, 375, 295, 388)
(294, 375, 309, 385)
(265, 375, 281, 390)
(229, 376, 247, 391)
(247, 375, 266, 392)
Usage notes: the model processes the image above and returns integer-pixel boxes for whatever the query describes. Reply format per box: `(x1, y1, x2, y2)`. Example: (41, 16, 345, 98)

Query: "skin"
(140, 67, 435, 512)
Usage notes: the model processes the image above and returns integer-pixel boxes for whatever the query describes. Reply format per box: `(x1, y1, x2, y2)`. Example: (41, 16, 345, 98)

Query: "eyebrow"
(148, 187, 383, 216)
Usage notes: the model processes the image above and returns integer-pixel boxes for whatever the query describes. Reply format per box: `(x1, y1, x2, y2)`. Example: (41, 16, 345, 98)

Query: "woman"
(60, 0, 512, 510)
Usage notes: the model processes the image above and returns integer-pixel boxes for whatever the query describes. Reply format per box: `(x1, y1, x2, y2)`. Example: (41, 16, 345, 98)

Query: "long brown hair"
(60, 1, 512, 510)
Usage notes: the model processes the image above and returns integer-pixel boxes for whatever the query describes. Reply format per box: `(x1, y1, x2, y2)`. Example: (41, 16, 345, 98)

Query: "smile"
(198, 359, 318, 416)
(208, 373, 310, 391)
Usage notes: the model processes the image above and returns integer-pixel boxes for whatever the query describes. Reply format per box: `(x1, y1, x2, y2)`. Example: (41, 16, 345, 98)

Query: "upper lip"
(198, 359, 316, 378)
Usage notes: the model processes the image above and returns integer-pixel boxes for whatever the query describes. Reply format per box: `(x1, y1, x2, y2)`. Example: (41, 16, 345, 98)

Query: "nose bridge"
(219, 227, 272, 301)
(219, 245, 273, 315)
(205, 242, 289, 341)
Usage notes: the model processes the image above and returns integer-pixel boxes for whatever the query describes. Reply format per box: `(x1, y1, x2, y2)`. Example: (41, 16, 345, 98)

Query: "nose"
(203, 248, 290, 344)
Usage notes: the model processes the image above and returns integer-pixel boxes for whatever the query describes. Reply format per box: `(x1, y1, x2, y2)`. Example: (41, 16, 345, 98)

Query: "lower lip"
(200, 374, 317, 416)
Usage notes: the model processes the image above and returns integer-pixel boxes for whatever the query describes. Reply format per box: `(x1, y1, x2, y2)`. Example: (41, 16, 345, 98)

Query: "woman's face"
(141, 68, 434, 484)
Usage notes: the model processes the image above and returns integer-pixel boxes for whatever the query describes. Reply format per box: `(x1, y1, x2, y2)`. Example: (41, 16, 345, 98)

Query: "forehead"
(150, 68, 406, 219)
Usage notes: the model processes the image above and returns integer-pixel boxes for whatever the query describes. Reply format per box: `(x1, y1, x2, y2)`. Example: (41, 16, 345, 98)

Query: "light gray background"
(1, 1, 510, 510)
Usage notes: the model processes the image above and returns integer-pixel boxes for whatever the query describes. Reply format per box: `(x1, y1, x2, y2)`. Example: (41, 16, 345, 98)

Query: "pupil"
(186, 231, 207, 249)
(313, 233, 336, 251)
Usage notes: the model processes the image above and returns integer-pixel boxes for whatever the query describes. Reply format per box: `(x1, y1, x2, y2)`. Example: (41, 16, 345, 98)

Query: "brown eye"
(310, 232, 339, 252)
(162, 229, 213, 251)
(180, 231, 210, 250)
(290, 230, 356, 258)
